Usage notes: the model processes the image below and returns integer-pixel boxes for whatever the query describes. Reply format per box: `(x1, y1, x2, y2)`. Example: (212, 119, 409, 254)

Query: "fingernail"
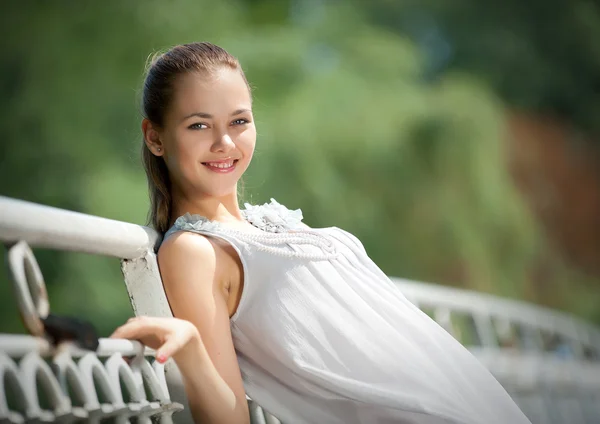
(156, 353, 167, 363)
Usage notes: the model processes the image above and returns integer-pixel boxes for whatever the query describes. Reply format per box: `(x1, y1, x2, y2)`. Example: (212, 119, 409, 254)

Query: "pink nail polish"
(156, 354, 167, 363)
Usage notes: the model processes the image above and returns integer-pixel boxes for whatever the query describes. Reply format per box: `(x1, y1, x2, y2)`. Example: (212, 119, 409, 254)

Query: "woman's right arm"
(156, 232, 249, 424)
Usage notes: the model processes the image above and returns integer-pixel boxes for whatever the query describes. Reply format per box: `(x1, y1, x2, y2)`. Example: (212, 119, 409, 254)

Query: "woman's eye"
(188, 123, 207, 130)
(232, 118, 249, 126)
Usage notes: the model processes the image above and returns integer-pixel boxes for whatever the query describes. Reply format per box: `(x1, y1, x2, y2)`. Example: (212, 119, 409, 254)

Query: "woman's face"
(159, 68, 256, 198)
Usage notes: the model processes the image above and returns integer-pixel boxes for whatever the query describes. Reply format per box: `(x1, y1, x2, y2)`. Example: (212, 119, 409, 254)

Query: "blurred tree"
(359, 0, 600, 140)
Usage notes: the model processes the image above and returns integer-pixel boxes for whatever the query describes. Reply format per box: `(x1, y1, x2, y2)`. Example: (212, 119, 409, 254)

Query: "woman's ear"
(142, 119, 164, 156)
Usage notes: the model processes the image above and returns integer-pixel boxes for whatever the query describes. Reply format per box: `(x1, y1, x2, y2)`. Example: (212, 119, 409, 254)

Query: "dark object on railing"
(41, 312, 99, 351)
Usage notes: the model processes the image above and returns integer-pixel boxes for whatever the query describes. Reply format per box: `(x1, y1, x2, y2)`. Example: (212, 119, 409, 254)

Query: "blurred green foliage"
(1, 0, 599, 336)
(362, 0, 600, 135)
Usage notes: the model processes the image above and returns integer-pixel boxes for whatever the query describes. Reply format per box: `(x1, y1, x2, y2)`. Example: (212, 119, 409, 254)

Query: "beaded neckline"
(173, 198, 304, 236)
(170, 198, 338, 260)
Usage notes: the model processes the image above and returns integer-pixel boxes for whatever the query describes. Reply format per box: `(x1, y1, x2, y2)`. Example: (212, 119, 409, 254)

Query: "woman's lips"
(202, 159, 239, 173)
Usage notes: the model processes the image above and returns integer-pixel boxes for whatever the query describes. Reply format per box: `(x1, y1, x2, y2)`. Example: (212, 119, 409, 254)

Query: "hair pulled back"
(141, 42, 248, 233)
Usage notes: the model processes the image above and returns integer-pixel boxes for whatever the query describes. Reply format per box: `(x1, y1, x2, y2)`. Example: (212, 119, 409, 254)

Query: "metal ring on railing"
(6, 241, 49, 337)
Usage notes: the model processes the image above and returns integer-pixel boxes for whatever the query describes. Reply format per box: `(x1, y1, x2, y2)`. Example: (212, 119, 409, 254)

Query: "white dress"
(164, 199, 531, 424)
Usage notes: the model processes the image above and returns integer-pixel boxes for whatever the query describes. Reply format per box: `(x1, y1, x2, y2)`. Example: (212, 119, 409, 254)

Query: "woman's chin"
(196, 184, 239, 199)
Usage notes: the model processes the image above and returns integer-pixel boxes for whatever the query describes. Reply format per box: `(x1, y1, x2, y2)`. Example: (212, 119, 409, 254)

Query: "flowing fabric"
(163, 199, 531, 424)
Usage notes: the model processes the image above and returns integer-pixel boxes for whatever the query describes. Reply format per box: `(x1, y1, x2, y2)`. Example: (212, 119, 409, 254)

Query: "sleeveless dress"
(163, 199, 531, 424)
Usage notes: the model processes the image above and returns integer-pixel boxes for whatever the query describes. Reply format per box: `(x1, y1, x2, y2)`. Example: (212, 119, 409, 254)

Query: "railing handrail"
(0, 334, 152, 358)
(394, 278, 600, 348)
(0, 196, 159, 259)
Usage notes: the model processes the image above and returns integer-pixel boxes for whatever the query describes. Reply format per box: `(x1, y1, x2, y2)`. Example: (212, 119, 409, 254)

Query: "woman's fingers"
(110, 316, 167, 340)
(155, 337, 185, 363)
(110, 316, 200, 364)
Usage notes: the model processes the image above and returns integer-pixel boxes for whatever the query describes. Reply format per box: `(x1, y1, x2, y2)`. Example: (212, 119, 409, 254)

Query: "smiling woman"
(140, 44, 256, 235)
(111, 42, 533, 424)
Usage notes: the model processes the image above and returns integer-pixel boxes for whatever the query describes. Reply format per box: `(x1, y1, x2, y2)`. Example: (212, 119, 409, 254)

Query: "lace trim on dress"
(241, 198, 304, 233)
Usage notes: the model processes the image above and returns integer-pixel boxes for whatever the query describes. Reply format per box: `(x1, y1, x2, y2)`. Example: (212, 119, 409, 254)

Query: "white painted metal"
(0, 196, 159, 259)
(0, 336, 183, 423)
(2, 195, 600, 424)
(120, 242, 197, 423)
(121, 250, 172, 319)
(6, 241, 50, 337)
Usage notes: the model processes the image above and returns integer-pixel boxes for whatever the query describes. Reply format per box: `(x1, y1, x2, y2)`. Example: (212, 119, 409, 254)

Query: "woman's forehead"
(171, 69, 251, 113)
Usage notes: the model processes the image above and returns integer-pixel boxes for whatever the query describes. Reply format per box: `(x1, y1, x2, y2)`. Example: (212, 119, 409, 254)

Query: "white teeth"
(206, 161, 234, 169)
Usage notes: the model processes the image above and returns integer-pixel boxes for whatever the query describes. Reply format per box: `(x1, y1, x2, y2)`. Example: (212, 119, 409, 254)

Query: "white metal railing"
(0, 217, 183, 422)
(395, 280, 600, 423)
(0, 335, 182, 423)
(1, 195, 600, 424)
(395, 279, 600, 359)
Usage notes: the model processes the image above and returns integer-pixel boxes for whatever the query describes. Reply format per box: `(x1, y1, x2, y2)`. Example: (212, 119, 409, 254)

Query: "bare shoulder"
(158, 231, 222, 283)
(156, 230, 227, 317)
(159, 231, 216, 266)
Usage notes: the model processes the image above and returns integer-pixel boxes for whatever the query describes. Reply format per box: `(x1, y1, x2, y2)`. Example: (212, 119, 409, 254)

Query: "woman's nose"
(211, 133, 235, 152)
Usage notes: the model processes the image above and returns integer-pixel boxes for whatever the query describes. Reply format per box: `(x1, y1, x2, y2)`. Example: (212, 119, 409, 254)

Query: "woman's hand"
(110, 316, 202, 365)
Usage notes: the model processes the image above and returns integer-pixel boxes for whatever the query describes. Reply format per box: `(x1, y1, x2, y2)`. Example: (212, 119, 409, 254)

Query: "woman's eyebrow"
(182, 112, 212, 121)
(182, 109, 251, 122)
(231, 108, 251, 116)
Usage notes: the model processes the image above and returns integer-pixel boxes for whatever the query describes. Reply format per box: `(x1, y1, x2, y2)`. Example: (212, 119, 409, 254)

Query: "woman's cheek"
(166, 152, 193, 183)
(241, 128, 257, 155)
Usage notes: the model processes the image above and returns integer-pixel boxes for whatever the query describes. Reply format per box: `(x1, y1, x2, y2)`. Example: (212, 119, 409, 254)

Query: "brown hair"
(141, 42, 249, 233)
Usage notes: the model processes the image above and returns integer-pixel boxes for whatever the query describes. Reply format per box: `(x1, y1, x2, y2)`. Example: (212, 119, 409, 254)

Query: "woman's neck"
(169, 188, 244, 227)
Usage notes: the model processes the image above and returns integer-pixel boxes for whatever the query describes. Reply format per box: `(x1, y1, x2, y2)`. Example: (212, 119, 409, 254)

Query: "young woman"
(111, 42, 532, 424)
